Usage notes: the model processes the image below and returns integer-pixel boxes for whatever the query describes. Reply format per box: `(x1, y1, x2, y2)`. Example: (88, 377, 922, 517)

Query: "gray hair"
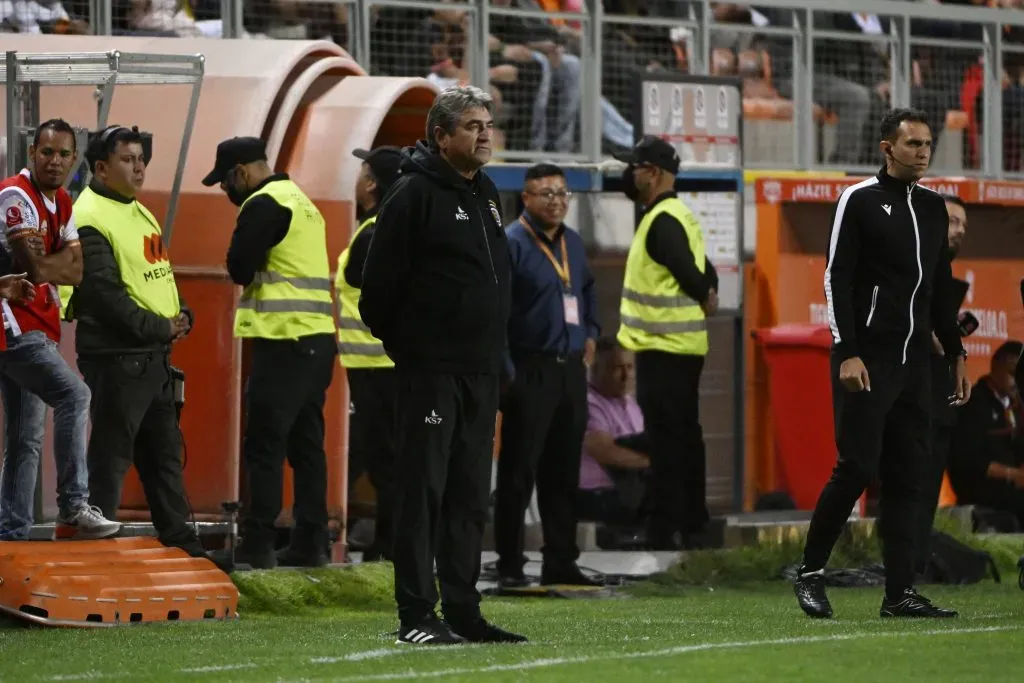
(426, 85, 494, 151)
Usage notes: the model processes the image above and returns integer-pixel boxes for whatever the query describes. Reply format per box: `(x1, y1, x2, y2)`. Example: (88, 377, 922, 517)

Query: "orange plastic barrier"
(0, 538, 238, 628)
(746, 174, 1024, 508)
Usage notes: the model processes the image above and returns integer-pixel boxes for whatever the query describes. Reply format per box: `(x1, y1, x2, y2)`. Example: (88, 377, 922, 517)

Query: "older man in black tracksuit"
(360, 86, 526, 646)
(794, 108, 970, 620)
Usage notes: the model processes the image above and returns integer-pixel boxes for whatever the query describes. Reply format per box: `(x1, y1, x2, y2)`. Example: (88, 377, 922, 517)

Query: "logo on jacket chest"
(487, 200, 502, 227)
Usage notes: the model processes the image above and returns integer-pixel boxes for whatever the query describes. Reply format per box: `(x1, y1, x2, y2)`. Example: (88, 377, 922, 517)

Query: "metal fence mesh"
(488, 4, 588, 155)
(5, 0, 1024, 171)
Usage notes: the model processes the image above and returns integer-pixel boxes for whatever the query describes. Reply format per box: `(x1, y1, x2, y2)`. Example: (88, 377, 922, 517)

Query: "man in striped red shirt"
(0, 119, 120, 541)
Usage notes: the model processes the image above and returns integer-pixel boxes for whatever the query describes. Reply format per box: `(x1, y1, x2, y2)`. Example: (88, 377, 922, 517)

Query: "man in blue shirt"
(494, 162, 601, 587)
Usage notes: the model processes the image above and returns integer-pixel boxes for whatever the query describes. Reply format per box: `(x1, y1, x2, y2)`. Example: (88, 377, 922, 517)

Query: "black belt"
(513, 350, 582, 365)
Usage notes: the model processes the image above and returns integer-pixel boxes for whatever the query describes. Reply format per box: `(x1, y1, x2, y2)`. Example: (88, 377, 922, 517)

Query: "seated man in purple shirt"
(578, 338, 649, 525)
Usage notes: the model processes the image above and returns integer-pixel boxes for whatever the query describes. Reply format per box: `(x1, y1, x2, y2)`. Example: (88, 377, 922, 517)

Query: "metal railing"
(10, 0, 1024, 177)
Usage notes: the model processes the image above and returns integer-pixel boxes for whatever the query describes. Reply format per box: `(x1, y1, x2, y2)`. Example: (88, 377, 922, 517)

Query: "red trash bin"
(753, 324, 864, 514)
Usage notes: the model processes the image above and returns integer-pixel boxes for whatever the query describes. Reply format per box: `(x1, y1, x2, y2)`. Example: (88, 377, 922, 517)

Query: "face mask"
(226, 183, 251, 207)
(622, 165, 640, 202)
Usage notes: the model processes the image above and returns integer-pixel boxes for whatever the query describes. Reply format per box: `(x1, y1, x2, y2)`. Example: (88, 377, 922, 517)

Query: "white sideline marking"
(312, 649, 403, 663)
(325, 625, 1022, 682)
(177, 663, 258, 673)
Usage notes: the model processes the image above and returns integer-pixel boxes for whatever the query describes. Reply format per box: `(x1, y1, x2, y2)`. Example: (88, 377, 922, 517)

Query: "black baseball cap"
(613, 135, 681, 174)
(353, 147, 402, 194)
(202, 136, 267, 186)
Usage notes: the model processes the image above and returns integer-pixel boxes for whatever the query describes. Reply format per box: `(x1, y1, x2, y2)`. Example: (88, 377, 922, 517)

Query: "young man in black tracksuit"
(916, 194, 969, 574)
(359, 85, 526, 646)
(795, 108, 970, 619)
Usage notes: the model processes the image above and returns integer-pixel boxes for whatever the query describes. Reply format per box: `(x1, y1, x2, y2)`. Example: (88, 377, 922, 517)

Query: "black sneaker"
(446, 617, 528, 644)
(881, 588, 958, 618)
(397, 615, 467, 646)
(540, 564, 603, 587)
(794, 568, 833, 619)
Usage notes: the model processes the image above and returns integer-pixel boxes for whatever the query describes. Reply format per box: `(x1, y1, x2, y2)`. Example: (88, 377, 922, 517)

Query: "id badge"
(563, 293, 580, 326)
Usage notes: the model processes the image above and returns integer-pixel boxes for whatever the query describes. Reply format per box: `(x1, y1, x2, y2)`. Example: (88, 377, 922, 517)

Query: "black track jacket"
(359, 142, 512, 375)
(824, 167, 964, 365)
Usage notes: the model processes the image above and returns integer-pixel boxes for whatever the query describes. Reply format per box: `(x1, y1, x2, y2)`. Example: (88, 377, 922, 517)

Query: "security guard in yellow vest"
(70, 125, 207, 558)
(614, 136, 719, 550)
(204, 137, 337, 570)
(336, 146, 401, 562)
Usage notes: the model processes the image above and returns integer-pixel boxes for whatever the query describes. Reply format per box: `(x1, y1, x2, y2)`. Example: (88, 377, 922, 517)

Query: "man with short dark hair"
(795, 108, 968, 619)
(916, 193, 969, 573)
(205, 136, 337, 570)
(0, 118, 120, 541)
(70, 124, 204, 557)
(493, 161, 599, 589)
(337, 145, 403, 562)
(360, 86, 526, 645)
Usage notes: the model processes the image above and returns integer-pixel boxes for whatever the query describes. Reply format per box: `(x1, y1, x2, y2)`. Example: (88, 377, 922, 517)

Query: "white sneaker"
(54, 505, 122, 541)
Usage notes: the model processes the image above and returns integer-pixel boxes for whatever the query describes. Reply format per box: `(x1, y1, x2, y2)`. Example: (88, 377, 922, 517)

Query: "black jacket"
(226, 173, 293, 287)
(643, 192, 719, 305)
(359, 142, 511, 375)
(73, 181, 192, 357)
(824, 168, 963, 365)
(950, 378, 1023, 502)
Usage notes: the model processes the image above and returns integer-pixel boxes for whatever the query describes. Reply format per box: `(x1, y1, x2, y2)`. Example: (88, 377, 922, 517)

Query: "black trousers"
(81, 352, 197, 548)
(242, 334, 336, 548)
(916, 422, 952, 572)
(635, 350, 709, 539)
(803, 352, 931, 595)
(391, 371, 497, 626)
(494, 354, 587, 575)
(346, 367, 397, 559)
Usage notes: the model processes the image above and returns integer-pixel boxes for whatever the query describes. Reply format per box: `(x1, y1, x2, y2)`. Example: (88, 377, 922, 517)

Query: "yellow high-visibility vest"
(233, 179, 335, 340)
(335, 216, 393, 369)
(68, 187, 181, 320)
(617, 196, 708, 356)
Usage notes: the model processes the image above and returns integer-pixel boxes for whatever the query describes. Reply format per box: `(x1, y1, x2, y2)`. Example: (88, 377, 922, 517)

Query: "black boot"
(445, 616, 528, 644)
(880, 588, 958, 618)
(234, 530, 277, 570)
(277, 525, 329, 567)
(794, 567, 833, 619)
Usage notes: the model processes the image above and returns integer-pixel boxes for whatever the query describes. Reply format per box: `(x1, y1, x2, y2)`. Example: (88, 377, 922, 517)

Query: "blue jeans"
(0, 330, 91, 539)
(529, 51, 583, 152)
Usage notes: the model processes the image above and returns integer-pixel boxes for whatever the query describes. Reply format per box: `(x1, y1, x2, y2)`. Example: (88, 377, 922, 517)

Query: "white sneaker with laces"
(54, 505, 122, 540)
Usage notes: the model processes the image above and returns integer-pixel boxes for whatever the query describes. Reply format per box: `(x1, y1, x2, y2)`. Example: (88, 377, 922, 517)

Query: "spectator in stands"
(0, 0, 89, 33)
(120, 0, 206, 36)
(949, 341, 1024, 529)
(423, 15, 517, 150)
(602, 0, 683, 119)
(489, 0, 583, 152)
(577, 338, 649, 527)
(421, 2, 546, 152)
(766, 10, 876, 164)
